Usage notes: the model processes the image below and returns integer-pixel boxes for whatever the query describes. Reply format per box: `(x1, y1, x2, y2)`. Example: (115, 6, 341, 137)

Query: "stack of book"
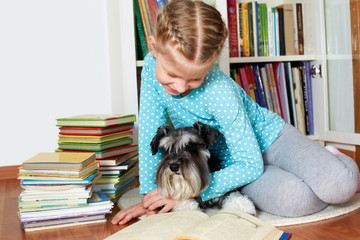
(17, 152, 113, 232)
(56, 114, 139, 201)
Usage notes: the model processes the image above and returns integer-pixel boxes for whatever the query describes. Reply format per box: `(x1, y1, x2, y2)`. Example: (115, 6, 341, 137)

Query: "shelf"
(229, 55, 318, 64)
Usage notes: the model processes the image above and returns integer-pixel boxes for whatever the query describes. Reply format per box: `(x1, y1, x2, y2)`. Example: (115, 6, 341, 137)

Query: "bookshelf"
(118, 0, 360, 164)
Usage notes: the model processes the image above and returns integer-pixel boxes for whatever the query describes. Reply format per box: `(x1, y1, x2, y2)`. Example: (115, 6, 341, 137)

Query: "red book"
(59, 144, 138, 160)
(227, 0, 239, 57)
(59, 123, 134, 136)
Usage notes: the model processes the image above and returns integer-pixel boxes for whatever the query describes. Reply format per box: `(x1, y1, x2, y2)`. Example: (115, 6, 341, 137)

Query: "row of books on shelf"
(231, 61, 313, 135)
(17, 114, 139, 231)
(227, 0, 304, 58)
(134, 0, 169, 60)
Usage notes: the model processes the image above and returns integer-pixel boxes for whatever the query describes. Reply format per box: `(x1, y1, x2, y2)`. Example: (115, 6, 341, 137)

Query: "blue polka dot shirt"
(139, 52, 285, 201)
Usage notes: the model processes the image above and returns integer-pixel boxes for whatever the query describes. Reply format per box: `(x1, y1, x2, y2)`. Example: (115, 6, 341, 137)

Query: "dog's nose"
(169, 163, 180, 172)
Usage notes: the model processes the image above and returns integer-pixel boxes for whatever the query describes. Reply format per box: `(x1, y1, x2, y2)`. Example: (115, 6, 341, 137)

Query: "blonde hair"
(154, 0, 228, 66)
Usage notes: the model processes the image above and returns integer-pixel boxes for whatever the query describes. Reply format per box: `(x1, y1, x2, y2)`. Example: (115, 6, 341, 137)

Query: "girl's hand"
(142, 189, 179, 214)
(111, 203, 148, 225)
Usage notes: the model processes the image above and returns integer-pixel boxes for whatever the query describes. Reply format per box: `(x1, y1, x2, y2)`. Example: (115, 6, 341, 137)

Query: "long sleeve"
(198, 77, 265, 201)
(138, 53, 167, 194)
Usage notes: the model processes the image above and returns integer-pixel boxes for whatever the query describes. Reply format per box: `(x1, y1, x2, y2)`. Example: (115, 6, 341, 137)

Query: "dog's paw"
(173, 199, 200, 211)
(222, 192, 256, 215)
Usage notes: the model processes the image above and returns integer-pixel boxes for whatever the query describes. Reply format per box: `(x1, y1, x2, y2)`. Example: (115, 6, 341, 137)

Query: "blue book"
(304, 61, 314, 135)
(252, 64, 268, 108)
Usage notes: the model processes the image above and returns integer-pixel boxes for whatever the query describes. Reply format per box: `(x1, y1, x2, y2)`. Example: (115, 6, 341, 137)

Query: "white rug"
(118, 187, 360, 227)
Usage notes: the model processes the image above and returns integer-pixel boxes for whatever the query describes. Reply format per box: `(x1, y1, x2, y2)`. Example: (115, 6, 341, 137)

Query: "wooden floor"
(2, 178, 360, 240)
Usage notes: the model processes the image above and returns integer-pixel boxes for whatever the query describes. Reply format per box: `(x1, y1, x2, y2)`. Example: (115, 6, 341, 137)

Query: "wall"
(0, 0, 113, 166)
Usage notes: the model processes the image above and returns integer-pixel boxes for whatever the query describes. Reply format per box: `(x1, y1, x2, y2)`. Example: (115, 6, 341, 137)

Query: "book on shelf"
(56, 114, 136, 127)
(134, 0, 148, 60)
(58, 138, 133, 152)
(58, 144, 138, 160)
(284, 62, 297, 128)
(98, 151, 138, 166)
(58, 123, 134, 136)
(57, 130, 133, 143)
(241, 2, 250, 57)
(104, 209, 291, 240)
(18, 160, 99, 178)
(281, 4, 296, 55)
(291, 64, 306, 135)
(22, 152, 96, 170)
(227, 0, 239, 57)
(304, 61, 314, 134)
(296, 3, 304, 55)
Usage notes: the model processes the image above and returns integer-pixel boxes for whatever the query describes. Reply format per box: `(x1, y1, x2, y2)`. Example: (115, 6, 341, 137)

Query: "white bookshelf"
(118, 0, 360, 148)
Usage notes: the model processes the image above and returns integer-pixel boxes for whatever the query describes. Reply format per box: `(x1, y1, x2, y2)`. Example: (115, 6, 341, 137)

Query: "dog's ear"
(193, 121, 220, 148)
(150, 125, 173, 155)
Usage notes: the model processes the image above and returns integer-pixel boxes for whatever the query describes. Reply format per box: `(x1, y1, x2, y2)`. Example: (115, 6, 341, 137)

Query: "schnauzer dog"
(150, 121, 256, 214)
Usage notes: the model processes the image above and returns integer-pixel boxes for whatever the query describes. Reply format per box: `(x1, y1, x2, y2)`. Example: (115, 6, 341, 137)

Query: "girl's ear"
(148, 36, 157, 58)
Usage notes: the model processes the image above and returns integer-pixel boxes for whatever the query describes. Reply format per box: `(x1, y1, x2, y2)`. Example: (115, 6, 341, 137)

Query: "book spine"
(242, 2, 250, 57)
(255, 2, 262, 56)
(134, 0, 148, 59)
(248, 2, 254, 57)
(253, 64, 267, 108)
(304, 61, 314, 135)
(227, 0, 239, 57)
(237, 1, 243, 57)
(296, 3, 304, 55)
(277, 7, 286, 56)
(248, 65, 260, 104)
(284, 62, 297, 127)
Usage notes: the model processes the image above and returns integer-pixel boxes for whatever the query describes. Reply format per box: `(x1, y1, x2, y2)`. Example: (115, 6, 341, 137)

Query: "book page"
(105, 211, 209, 240)
(175, 209, 283, 240)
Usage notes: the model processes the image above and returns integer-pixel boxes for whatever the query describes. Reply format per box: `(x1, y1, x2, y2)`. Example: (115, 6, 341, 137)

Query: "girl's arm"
(138, 53, 168, 195)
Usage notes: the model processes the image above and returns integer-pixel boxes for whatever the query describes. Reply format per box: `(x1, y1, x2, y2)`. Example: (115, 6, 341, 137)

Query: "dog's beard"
(156, 150, 210, 200)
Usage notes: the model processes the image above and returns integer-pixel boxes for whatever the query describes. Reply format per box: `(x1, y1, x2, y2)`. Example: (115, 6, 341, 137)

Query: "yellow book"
(242, 2, 250, 57)
(57, 130, 132, 143)
(22, 152, 95, 170)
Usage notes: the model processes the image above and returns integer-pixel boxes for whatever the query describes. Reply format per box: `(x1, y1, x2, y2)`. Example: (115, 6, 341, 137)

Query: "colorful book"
(304, 61, 314, 134)
(58, 123, 134, 136)
(59, 144, 138, 160)
(227, 0, 239, 57)
(58, 138, 133, 152)
(252, 64, 267, 108)
(296, 3, 304, 54)
(98, 151, 138, 167)
(242, 2, 250, 57)
(56, 114, 136, 127)
(22, 152, 96, 170)
(57, 130, 133, 143)
(291, 65, 306, 134)
(18, 160, 99, 177)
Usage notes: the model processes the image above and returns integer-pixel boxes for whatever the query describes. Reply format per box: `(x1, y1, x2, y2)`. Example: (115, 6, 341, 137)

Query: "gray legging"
(241, 123, 359, 217)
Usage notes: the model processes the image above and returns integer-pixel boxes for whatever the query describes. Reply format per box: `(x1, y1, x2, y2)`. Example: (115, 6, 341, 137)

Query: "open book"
(105, 209, 291, 240)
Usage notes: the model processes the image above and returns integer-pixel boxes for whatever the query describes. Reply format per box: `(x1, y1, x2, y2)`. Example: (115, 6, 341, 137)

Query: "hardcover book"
(58, 123, 134, 136)
(56, 114, 136, 127)
(22, 152, 96, 170)
(57, 130, 133, 143)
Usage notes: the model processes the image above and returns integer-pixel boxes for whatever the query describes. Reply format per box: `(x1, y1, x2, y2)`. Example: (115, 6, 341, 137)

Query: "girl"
(112, 0, 359, 225)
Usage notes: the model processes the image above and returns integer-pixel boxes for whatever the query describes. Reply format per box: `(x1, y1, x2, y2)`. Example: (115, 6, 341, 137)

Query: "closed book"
(227, 0, 239, 57)
(58, 123, 134, 136)
(22, 152, 95, 170)
(56, 114, 136, 127)
(58, 138, 133, 151)
(242, 2, 250, 57)
(58, 131, 132, 143)
(296, 3, 304, 55)
(282, 4, 296, 55)
(277, 7, 286, 56)
(59, 144, 138, 160)
(98, 151, 138, 166)
(291, 65, 306, 134)
(284, 62, 297, 127)
(99, 155, 139, 171)
(18, 160, 99, 177)
(304, 61, 314, 134)
(252, 64, 267, 108)
(19, 186, 93, 201)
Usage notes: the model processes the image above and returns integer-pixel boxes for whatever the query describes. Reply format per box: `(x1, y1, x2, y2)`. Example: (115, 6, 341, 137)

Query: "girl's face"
(153, 44, 210, 97)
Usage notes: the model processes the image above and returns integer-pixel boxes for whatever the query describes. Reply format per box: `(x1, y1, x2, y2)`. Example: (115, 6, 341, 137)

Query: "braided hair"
(154, 0, 228, 66)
